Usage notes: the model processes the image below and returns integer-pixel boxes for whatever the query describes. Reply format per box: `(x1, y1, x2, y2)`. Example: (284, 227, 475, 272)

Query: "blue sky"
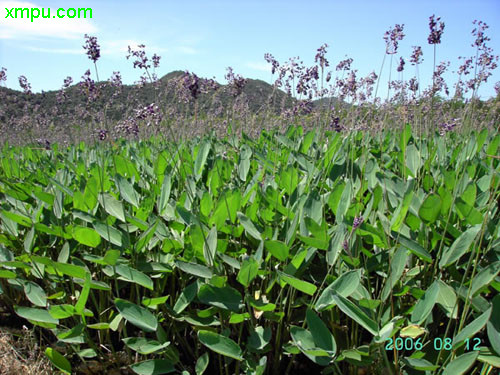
(1, 0, 499, 99)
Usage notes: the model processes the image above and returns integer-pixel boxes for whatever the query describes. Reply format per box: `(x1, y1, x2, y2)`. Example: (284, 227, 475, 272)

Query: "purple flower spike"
(353, 216, 364, 229)
(428, 15, 445, 45)
(83, 34, 101, 63)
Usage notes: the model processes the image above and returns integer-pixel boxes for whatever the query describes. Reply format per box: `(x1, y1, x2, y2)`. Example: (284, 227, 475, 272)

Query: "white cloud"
(23, 45, 82, 54)
(0, 1, 97, 40)
(245, 61, 271, 72)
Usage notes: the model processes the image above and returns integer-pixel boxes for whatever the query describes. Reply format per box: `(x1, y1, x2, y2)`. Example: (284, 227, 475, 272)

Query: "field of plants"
(0, 14, 499, 375)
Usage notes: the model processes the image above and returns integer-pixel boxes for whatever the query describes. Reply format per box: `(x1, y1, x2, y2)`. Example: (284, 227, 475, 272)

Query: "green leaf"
(381, 247, 408, 301)
(22, 280, 47, 307)
(99, 193, 126, 222)
(440, 225, 482, 268)
(418, 193, 442, 224)
(73, 226, 101, 248)
(470, 262, 500, 297)
(442, 351, 479, 375)
(123, 337, 170, 355)
(115, 298, 158, 333)
(237, 256, 259, 287)
(436, 279, 458, 319)
(203, 226, 217, 267)
(173, 281, 198, 314)
(411, 280, 439, 324)
(452, 306, 492, 349)
(15, 306, 59, 325)
(264, 240, 289, 261)
(306, 308, 336, 356)
(93, 222, 125, 247)
(49, 305, 77, 319)
(194, 140, 211, 181)
(487, 295, 500, 356)
(237, 212, 262, 240)
(115, 264, 154, 291)
(198, 330, 243, 361)
(116, 175, 140, 208)
(278, 271, 317, 296)
(393, 232, 432, 263)
(289, 326, 331, 366)
(45, 348, 71, 374)
(315, 270, 361, 311)
(130, 359, 175, 375)
(175, 261, 213, 279)
(197, 284, 243, 312)
(75, 272, 91, 314)
(157, 174, 172, 216)
(195, 352, 209, 375)
(136, 220, 159, 253)
(331, 294, 378, 336)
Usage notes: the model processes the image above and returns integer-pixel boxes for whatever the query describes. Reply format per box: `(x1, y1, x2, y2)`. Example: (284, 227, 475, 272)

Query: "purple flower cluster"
(315, 43, 330, 69)
(0, 67, 6, 84)
(428, 15, 445, 44)
(80, 69, 98, 101)
(384, 24, 405, 55)
(83, 34, 100, 63)
(181, 71, 202, 100)
(353, 216, 364, 229)
(336, 57, 353, 72)
(410, 46, 424, 65)
(264, 53, 280, 75)
(397, 57, 405, 72)
(135, 103, 162, 126)
(127, 44, 150, 70)
(225, 67, 247, 97)
(18, 75, 32, 95)
(96, 129, 108, 140)
(439, 119, 459, 135)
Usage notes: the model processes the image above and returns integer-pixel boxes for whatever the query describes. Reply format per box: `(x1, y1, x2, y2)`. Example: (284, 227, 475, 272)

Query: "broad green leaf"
(487, 295, 500, 356)
(22, 280, 47, 307)
(306, 308, 336, 356)
(93, 222, 125, 247)
(173, 281, 198, 314)
(237, 212, 262, 240)
(452, 307, 492, 349)
(400, 324, 427, 338)
(73, 226, 101, 248)
(130, 359, 175, 375)
(264, 240, 289, 261)
(315, 270, 361, 311)
(203, 226, 217, 267)
(436, 279, 458, 319)
(440, 225, 482, 268)
(75, 272, 91, 314)
(331, 294, 378, 336)
(442, 351, 479, 375)
(15, 306, 59, 325)
(157, 174, 172, 216)
(404, 357, 439, 371)
(278, 271, 317, 296)
(49, 305, 77, 319)
(248, 326, 272, 351)
(411, 280, 439, 324)
(393, 232, 432, 263)
(198, 330, 243, 361)
(381, 247, 408, 301)
(45, 348, 71, 374)
(115, 264, 154, 291)
(116, 175, 140, 208)
(194, 140, 211, 181)
(418, 193, 441, 224)
(175, 261, 213, 279)
(115, 298, 158, 332)
(470, 262, 500, 297)
(123, 337, 170, 355)
(99, 193, 126, 222)
(289, 326, 331, 366)
(195, 352, 209, 375)
(197, 284, 243, 312)
(237, 256, 259, 287)
(136, 220, 159, 253)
